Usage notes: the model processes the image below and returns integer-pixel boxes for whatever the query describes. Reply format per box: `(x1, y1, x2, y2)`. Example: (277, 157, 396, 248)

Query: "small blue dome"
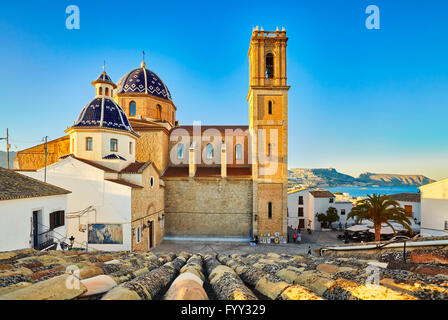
(92, 71, 116, 88)
(116, 64, 172, 101)
(74, 97, 137, 135)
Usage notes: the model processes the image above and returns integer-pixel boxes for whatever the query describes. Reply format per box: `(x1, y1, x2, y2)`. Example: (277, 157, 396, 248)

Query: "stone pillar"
(189, 142, 196, 178)
(221, 143, 227, 178)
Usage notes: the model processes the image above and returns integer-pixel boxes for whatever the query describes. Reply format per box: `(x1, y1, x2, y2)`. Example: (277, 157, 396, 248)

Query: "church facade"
(16, 28, 289, 249)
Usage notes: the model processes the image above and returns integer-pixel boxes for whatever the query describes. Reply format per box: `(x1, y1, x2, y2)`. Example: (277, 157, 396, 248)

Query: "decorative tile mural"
(88, 224, 123, 244)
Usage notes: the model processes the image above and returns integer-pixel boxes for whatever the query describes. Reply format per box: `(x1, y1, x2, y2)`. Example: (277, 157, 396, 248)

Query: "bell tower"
(248, 27, 289, 239)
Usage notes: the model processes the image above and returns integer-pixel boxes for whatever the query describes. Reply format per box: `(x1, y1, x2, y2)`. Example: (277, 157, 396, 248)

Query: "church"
(16, 28, 290, 251)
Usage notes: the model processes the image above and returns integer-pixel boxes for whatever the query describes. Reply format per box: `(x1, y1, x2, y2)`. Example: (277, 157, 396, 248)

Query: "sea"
(326, 185, 420, 198)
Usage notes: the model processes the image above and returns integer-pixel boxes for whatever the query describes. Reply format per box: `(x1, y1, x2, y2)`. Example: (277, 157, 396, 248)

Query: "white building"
(419, 178, 448, 237)
(388, 193, 421, 231)
(19, 70, 165, 252)
(0, 167, 70, 252)
(288, 189, 353, 231)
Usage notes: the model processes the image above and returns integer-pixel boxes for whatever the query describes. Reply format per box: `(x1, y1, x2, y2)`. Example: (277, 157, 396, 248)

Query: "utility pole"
(0, 129, 10, 169)
(43, 136, 48, 182)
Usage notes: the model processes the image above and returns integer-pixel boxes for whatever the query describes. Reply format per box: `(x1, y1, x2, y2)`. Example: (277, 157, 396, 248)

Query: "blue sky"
(0, 0, 447, 180)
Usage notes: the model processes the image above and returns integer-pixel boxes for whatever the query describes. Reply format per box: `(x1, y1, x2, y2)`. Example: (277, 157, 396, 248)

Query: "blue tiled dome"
(74, 97, 138, 135)
(116, 63, 172, 101)
(92, 71, 116, 88)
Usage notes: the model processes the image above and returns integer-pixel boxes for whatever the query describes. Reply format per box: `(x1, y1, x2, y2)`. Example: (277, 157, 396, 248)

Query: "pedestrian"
(297, 231, 302, 243)
(338, 222, 342, 231)
(307, 246, 312, 255)
(293, 232, 297, 243)
(307, 224, 311, 235)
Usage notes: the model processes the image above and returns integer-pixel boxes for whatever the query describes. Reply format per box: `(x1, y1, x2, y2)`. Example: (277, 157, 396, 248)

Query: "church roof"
(73, 97, 138, 136)
(116, 63, 172, 101)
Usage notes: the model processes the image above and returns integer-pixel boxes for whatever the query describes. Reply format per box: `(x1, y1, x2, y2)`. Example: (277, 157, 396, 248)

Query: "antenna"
(102, 60, 106, 72)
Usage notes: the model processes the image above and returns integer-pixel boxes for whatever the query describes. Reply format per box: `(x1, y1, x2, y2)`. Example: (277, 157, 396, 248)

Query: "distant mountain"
(288, 168, 434, 188)
(0, 151, 16, 169)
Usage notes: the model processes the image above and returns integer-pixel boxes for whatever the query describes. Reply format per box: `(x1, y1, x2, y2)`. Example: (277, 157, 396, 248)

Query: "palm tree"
(347, 194, 413, 242)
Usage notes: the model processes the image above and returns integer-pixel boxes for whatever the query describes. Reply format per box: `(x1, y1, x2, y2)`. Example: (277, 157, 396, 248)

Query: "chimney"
(221, 142, 227, 178)
(189, 142, 196, 178)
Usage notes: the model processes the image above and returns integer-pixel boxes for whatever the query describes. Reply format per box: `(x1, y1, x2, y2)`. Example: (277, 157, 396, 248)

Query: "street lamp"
(69, 236, 75, 249)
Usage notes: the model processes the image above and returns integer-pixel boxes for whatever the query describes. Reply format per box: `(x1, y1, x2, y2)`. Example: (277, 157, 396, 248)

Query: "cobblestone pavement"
(151, 231, 346, 256)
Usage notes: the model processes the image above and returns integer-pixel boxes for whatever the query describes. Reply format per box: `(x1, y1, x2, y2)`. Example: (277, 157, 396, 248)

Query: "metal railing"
(37, 229, 55, 250)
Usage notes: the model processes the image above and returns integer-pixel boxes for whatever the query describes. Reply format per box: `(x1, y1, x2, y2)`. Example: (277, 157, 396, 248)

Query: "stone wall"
(16, 136, 70, 170)
(131, 164, 165, 251)
(164, 178, 253, 238)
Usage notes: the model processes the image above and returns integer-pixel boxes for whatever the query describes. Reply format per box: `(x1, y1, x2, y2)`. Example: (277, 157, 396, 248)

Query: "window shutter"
(49, 212, 55, 230)
(61, 211, 65, 227)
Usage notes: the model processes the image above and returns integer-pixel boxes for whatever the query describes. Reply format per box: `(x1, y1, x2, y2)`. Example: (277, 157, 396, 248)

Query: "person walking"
(307, 246, 312, 255)
(293, 232, 297, 243)
(307, 223, 311, 235)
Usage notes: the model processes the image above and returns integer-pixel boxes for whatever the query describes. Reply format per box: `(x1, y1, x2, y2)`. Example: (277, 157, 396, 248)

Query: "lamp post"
(69, 236, 75, 249)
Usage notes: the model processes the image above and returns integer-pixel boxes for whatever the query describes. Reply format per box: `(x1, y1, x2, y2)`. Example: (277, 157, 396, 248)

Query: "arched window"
(156, 104, 162, 120)
(99, 87, 103, 95)
(206, 143, 214, 160)
(110, 139, 118, 152)
(265, 53, 274, 78)
(268, 202, 272, 219)
(105, 88, 109, 96)
(267, 143, 272, 158)
(150, 176, 154, 188)
(268, 101, 273, 115)
(177, 144, 184, 159)
(129, 101, 136, 116)
(129, 141, 133, 154)
(235, 144, 242, 160)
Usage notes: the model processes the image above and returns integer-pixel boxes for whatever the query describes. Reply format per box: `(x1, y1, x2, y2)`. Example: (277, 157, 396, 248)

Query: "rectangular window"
(49, 211, 65, 230)
(129, 142, 133, 155)
(404, 205, 413, 217)
(298, 196, 304, 205)
(268, 202, 272, 219)
(298, 207, 304, 217)
(136, 226, 141, 243)
(341, 209, 346, 215)
(329, 198, 334, 203)
(86, 137, 93, 151)
(110, 139, 118, 152)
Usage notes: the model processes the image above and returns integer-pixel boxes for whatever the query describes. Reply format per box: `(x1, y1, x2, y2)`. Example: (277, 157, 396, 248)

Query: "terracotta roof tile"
(0, 167, 71, 201)
(388, 193, 421, 202)
(120, 162, 151, 174)
(162, 167, 189, 178)
(105, 179, 143, 188)
(309, 190, 335, 198)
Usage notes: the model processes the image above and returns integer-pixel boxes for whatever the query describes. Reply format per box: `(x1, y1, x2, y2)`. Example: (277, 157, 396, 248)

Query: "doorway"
(148, 221, 153, 249)
(298, 219, 305, 229)
(32, 210, 42, 250)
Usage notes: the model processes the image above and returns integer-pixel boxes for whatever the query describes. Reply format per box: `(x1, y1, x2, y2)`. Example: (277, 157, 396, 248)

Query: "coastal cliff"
(289, 168, 434, 188)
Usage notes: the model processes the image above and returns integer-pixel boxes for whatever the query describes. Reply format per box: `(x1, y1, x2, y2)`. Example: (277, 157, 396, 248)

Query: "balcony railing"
(37, 229, 55, 250)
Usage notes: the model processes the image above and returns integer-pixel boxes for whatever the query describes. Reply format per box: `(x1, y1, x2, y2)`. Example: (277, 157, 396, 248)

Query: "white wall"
(0, 195, 68, 251)
(420, 179, 448, 237)
(70, 129, 136, 171)
(287, 190, 308, 229)
(21, 157, 133, 252)
(287, 190, 353, 231)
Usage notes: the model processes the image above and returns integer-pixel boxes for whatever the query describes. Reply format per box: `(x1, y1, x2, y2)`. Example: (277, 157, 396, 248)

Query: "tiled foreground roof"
(0, 246, 448, 300)
(0, 167, 71, 201)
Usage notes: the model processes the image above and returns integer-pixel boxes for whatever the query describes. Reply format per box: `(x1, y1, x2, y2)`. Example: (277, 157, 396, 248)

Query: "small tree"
(348, 194, 413, 241)
(316, 207, 340, 229)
